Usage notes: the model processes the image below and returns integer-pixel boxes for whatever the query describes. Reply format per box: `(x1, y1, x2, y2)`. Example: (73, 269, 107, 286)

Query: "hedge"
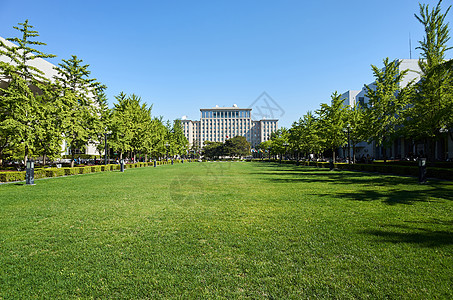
(0, 160, 181, 183)
(0, 171, 25, 182)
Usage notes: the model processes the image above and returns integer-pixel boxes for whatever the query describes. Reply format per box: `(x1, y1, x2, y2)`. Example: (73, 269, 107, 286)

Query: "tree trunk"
(332, 148, 336, 163)
(43, 154, 47, 166)
(71, 150, 75, 168)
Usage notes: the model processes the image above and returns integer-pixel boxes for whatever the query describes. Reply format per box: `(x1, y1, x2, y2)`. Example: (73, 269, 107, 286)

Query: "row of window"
(201, 110, 251, 119)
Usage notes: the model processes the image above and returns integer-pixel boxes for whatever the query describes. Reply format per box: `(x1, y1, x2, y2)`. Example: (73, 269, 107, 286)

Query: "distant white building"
(182, 105, 278, 149)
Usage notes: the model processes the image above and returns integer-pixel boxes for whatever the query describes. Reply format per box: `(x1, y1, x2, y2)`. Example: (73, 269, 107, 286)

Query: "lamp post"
(165, 143, 169, 162)
(268, 146, 271, 161)
(418, 157, 427, 184)
(281, 142, 289, 163)
(25, 159, 35, 185)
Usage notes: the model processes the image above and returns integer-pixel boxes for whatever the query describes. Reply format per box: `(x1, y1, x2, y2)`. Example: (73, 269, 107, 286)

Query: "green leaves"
(364, 58, 411, 151)
(316, 92, 349, 161)
(0, 20, 57, 164)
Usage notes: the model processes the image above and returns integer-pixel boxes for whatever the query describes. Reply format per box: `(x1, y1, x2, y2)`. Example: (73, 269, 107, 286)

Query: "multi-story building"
(182, 105, 278, 149)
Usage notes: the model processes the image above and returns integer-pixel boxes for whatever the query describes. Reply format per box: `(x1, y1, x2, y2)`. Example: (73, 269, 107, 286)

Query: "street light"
(26, 159, 35, 185)
(268, 146, 271, 161)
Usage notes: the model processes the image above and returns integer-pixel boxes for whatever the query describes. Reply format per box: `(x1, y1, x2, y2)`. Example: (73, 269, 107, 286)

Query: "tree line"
(0, 20, 188, 167)
(202, 136, 251, 159)
(259, 1, 453, 163)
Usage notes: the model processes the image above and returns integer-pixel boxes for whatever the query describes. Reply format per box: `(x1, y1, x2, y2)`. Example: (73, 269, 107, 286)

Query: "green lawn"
(0, 162, 452, 299)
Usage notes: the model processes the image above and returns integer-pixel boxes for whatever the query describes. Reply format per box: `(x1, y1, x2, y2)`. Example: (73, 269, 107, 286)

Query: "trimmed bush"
(45, 169, 57, 178)
(34, 169, 47, 179)
(0, 171, 25, 182)
(74, 167, 84, 174)
(63, 168, 76, 176)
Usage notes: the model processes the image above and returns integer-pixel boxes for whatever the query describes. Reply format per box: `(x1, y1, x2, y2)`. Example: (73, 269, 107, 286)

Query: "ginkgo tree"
(316, 92, 349, 163)
(54, 55, 106, 167)
(0, 20, 56, 166)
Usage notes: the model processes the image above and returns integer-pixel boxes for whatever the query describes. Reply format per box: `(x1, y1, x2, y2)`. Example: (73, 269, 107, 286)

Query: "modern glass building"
(182, 105, 278, 149)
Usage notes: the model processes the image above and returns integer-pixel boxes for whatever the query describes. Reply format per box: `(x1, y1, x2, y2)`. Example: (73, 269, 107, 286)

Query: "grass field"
(0, 162, 452, 299)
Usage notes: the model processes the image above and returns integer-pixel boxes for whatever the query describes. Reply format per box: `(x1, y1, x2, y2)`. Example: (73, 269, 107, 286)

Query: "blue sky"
(1, 0, 450, 128)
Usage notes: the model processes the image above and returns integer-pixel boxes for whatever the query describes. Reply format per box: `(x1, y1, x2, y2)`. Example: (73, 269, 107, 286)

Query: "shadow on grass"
(362, 223, 453, 247)
(331, 189, 437, 205)
(251, 163, 453, 205)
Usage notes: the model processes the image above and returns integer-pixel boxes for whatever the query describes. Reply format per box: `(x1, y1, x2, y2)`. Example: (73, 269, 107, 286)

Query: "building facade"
(182, 105, 278, 149)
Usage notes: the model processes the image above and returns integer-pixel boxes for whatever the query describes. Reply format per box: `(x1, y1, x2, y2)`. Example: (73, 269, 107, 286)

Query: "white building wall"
(340, 90, 360, 107)
(182, 106, 278, 149)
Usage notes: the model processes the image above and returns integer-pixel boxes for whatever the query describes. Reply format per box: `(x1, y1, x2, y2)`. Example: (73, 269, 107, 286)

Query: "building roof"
(200, 106, 252, 111)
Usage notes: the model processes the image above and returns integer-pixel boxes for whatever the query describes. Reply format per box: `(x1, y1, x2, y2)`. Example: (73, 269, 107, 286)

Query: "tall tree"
(316, 92, 348, 163)
(55, 55, 104, 167)
(289, 111, 322, 160)
(0, 20, 56, 82)
(0, 20, 56, 165)
(34, 83, 66, 165)
(407, 0, 452, 160)
(150, 117, 168, 159)
(110, 92, 134, 160)
(345, 103, 367, 163)
(269, 128, 289, 159)
(170, 119, 189, 157)
(95, 91, 113, 157)
(364, 58, 413, 161)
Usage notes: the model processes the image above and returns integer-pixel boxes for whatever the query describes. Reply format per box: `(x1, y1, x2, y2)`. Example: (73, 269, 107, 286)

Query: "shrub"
(45, 169, 56, 178)
(75, 167, 84, 174)
(0, 171, 25, 182)
(34, 169, 47, 179)
(41, 168, 64, 178)
(63, 168, 76, 176)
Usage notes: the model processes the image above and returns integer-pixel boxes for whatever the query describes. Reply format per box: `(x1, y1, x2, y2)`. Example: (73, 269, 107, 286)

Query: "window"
(358, 97, 365, 107)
